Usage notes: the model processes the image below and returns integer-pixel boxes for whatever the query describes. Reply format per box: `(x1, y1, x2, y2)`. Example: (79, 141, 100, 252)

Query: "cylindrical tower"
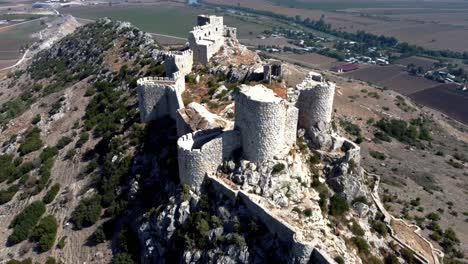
(296, 74, 336, 131)
(234, 84, 288, 164)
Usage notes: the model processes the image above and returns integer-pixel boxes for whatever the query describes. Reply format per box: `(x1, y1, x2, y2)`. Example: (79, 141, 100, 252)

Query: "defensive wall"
(177, 129, 241, 192)
(207, 175, 336, 264)
(164, 49, 194, 77)
(234, 84, 298, 164)
(137, 76, 185, 123)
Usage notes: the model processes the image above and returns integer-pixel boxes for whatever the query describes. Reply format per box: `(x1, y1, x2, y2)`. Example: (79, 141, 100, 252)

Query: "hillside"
(0, 18, 163, 263)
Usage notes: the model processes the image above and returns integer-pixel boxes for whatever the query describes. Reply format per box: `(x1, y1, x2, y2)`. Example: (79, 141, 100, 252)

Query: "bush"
(39, 147, 58, 162)
(19, 127, 43, 155)
(334, 256, 345, 264)
(75, 132, 90, 148)
(71, 195, 102, 229)
(6, 259, 32, 264)
(349, 220, 365, 236)
(371, 220, 388, 237)
(351, 236, 370, 254)
(32, 215, 58, 252)
(370, 150, 386, 160)
(43, 184, 60, 204)
(56, 236, 66, 249)
(56, 136, 72, 149)
(45, 257, 56, 264)
(400, 248, 416, 264)
(8, 201, 46, 245)
(0, 185, 19, 205)
(427, 212, 441, 221)
(31, 114, 41, 125)
(330, 194, 349, 216)
(304, 208, 313, 217)
(272, 163, 285, 174)
(93, 225, 106, 244)
(113, 253, 134, 264)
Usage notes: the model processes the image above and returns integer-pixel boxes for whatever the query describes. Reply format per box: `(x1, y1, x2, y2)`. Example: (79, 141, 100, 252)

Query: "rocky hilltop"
(0, 14, 461, 264)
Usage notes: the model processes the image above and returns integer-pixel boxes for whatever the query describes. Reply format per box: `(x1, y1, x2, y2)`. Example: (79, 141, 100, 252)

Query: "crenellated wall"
(234, 84, 298, 164)
(177, 129, 241, 192)
(164, 50, 194, 77)
(188, 15, 236, 65)
(137, 76, 185, 122)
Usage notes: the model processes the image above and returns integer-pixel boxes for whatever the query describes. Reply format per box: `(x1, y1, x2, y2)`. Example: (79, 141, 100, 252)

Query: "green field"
(0, 19, 45, 60)
(65, 4, 274, 38)
(267, 0, 468, 11)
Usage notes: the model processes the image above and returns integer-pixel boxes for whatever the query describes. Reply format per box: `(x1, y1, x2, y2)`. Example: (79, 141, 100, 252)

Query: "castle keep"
(189, 15, 237, 65)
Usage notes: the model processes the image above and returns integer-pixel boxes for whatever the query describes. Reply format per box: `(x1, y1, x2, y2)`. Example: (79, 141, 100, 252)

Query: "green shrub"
(39, 147, 58, 162)
(371, 220, 388, 237)
(19, 127, 43, 155)
(71, 195, 102, 229)
(6, 258, 32, 264)
(0, 185, 19, 205)
(330, 194, 349, 216)
(57, 236, 66, 249)
(65, 149, 76, 159)
(304, 208, 313, 217)
(75, 132, 90, 148)
(43, 183, 60, 204)
(113, 253, 134, 264)
(427, 212, 441, 221)
(334, 256, 345, 264)
(370, 150, 386, 160)
(56, 136, 72, 149)
(32, 215, 58, 252)
(400, 248, 416, 264)
(45, 257, 56, 264)
(272, 163, 286, 174)
(31, 114, 41, 125)
(384, 255, 399, 264)
(8, 201, 46, 245)
(351, 236, 370, 254)
(340, 120, 361, 137)
(349, 220, 365, 236)
(93, 225, 106, 244)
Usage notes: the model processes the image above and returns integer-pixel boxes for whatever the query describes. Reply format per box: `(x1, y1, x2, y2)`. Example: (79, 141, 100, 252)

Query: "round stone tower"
(235, 84, 296, 164)
(296, 72, 336, 148)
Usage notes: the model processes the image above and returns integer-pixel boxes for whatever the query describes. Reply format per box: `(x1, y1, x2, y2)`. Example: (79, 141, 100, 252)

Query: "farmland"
(65, 3, 275, 39)
(0, 19, 44, 67)
(203, 0, 468, 52)
(343, 65, 467, 124)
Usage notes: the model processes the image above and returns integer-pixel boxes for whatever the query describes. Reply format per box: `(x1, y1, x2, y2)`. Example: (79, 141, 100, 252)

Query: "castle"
(137, 15, 359, 264)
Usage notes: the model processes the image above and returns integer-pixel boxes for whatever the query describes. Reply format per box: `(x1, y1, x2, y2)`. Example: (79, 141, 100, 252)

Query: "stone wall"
(188, 15, 236, 65)
(297, 83, 335, 131)
(177, 129, 241, 192)
(206, 176, 331, 264)
(234, 84, 298, 164)
(164, 50, 194, 77)
(137, 77, 184, 122)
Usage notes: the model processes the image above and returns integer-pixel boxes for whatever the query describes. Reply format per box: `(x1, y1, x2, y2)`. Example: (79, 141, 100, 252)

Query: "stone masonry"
(235, 84, 298, 164)
(188, 15, 236, 65)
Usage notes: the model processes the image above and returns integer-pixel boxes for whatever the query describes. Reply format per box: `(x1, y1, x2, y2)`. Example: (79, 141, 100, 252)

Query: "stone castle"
(137, 15, 360, 264)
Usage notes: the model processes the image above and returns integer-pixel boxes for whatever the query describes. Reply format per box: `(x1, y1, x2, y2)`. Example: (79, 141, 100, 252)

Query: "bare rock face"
(326, 159, 366, 201)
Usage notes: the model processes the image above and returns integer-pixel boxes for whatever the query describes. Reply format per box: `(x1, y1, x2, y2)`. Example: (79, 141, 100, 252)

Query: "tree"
(71, 195, 102, 229)
(329, 194, 349, 216)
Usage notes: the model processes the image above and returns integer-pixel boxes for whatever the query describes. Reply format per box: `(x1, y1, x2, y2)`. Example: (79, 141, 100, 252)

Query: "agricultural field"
(395, 56, 439, 71)
(267, 52, 338, 70)
(343, 65, 467, 125)
(65, 3, 274, 39)
(0, 19, 44, 67)
(203, 0, 468, 52)
(409, 84, 468, 124)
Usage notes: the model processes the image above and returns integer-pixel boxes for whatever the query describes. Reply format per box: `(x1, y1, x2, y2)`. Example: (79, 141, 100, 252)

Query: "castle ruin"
(189, 15, 237, 65)
(136, 15, 361, 264)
